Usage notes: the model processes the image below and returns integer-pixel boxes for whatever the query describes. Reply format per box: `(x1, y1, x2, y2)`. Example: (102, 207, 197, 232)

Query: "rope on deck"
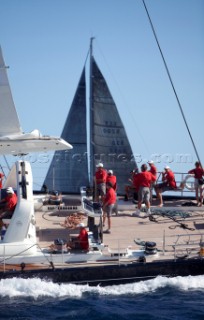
(149, 210, 195, 231)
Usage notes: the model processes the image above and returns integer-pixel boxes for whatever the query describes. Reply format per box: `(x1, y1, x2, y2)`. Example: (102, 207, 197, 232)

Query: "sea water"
(0, 275, 204, 320)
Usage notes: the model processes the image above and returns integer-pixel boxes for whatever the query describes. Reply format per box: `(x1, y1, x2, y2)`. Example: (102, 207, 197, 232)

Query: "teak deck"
(35, 196, 204, 260)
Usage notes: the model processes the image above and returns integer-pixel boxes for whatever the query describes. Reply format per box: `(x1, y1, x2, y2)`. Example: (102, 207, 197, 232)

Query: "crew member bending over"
(154, 166, 177, 207)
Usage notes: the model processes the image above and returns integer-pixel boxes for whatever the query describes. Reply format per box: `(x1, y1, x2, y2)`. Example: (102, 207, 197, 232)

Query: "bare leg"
(199, 188, 203, 206)
(195, 188, 199, 205)
(107, 217, 111, 230)
(146, 200, 150, 210)
(103, 212, 106, 226)
(156, 188, 163, 207)
(201, 190, 204, 206)
(124, 186, 129, 200)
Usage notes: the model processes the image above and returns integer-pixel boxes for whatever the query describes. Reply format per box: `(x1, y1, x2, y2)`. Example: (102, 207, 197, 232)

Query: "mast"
(89, 37, 95, 185)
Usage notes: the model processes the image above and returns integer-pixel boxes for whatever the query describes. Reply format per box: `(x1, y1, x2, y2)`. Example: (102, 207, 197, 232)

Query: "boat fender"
(20, 262, 26, 271)
(181, 174, 195, 191)
(138, 256, 146, 263)
(199, 242, 204, 257)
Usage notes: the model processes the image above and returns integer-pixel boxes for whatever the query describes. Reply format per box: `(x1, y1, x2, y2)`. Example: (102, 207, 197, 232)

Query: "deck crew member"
(148, 160, 157, 203)
(106, 169, 118, 215)
(135, 164, 156, 216)
(124, 169, 138, 201)
(94, 163, 107, 202)
(67, 223, 89, 251)
(0, 187, 18, 220)
(132, 169, 140, 196)
(154, 166, 177, 207)
(48, 190, 62, 205)
(103, 181, 116, 234)
(106, 170, 117, 191)
(188, 161, 204, 206)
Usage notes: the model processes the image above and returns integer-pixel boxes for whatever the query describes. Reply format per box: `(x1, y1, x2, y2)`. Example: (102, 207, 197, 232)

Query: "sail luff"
(43, 67, 89, 193)
(89, 38, 94, 187)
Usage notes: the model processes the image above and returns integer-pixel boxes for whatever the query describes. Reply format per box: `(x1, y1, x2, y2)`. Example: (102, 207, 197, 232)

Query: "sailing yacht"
(44, 39, 137, 194)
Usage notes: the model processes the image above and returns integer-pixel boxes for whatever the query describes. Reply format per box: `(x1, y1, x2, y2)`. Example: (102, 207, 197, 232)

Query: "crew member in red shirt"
(94, 163, 107, 202)
(67, 223, 89, 251)
(106, 170, 117, 191)
(188, 161, 204, 206)
(103, 182, 116, 234)
(148, 160, 157, 203)
(132, 169, 140, 194)
(0, 187, 18, 220)
(124, 169, 138, 201)
(148, 160, 157, 180)
(77, 223, 89, 250)
(154, 166, 177, 207)
(135, 164, 156, 216)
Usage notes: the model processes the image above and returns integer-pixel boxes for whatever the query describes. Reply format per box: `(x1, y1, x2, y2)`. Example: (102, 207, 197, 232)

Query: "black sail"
(43, 54, 137, 195)
(43, 68, 89, 193)
(90, 57, 137, 194)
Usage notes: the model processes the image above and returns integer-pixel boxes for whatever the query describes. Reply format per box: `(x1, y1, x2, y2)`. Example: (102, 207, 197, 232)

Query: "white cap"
(108, 170, 113, 174)
(164, 166, 170, 170)
(6, 187, 14, 194)
(96, 163, 103, 168)
(77, 223, 85, 228)
(148, 160, 154, 164)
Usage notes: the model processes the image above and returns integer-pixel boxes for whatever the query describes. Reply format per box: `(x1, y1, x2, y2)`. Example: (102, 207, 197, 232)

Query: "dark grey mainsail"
(90, 57, 136, 194)
(43, 41, 137, 194)
(43, 68, 89, 193)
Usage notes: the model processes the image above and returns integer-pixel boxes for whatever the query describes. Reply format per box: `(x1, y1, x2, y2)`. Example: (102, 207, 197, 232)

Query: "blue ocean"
(0, 275, 204, 319)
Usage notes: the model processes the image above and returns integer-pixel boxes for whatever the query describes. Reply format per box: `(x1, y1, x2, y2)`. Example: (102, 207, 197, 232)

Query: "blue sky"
(0, 0, 203, 189)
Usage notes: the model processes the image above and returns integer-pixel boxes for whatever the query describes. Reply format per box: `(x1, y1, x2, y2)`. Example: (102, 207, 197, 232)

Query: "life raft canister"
(181, 174, 195, 191)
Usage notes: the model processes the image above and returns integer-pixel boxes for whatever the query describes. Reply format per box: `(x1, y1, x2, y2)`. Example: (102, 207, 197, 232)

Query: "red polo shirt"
(104, 187, 116, 205)
(188, 167, 204, 179)
(137, 171, 156, 188)
(5, 193, 18, 211)
(132, 173, 140, 191)
(106, 175, 117, 191)
(95, 169, 107, 184)
(78, 228, 89, 251)
(149, 164, 157, 179)
(164, 171, 177, 188)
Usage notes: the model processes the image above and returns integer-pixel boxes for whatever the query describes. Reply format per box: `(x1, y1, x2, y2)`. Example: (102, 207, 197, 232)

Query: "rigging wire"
(142, 0, 202, 167)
